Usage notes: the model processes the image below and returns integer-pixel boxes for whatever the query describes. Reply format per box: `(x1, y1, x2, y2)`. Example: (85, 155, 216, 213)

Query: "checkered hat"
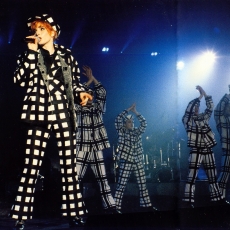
(27, 14, 61, 36)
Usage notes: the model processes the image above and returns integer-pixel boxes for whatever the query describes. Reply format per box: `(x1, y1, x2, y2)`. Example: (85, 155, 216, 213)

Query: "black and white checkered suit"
(214, 94, 230, 198)
(75, 83, 116, 210)
(182, 96, 223, 203)
(10, 45, 87, 220)
(114, 110, 152, 210)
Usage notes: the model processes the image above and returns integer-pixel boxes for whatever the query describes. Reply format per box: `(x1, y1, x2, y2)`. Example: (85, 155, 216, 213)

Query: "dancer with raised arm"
(182, 86, 224, 208)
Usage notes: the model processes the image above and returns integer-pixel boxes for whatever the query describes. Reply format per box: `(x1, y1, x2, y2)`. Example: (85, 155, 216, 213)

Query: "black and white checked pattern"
(75, 83, 115, 209)
(11, 44, 87, 220)
(27, 14, 61, 36)
(14, 45, 85, 125)
(183, 148, 223, 202)
(218, 150, 230, 198)
(10, 121, 86, 220)
(76, 151, 116, 209)
(182, 96, 216, 148)
(214, 94, 230, 150)
(114, 111, 151, 210)
(115, 110, 147, 163)
(114, 159, 152, 210)
(75, 83, 110, 152)
(214, 94, 230, 198)
(182, 96, 222, 203)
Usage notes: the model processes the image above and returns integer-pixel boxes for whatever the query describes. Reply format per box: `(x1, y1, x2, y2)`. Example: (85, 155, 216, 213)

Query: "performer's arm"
(69, 56, 92, 106)
(82, 65, 106, 113)
(214, 93, 230, 129)
(14, 50, 38, 87)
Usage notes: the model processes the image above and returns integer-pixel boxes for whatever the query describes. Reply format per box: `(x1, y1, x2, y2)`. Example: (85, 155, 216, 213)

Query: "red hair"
(31, 20, 58, 40)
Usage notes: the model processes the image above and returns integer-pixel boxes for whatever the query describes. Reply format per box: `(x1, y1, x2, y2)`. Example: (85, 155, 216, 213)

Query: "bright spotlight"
(102, 47, 109, 52)
(151, 52, 158, 56)
(177, 61, 184, 70)
(194, 50, 216, 74)
(202, 51, 216, 64)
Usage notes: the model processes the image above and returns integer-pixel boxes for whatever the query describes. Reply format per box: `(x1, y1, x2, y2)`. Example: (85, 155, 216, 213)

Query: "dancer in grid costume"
(10, 14, 92, 229)
(114, 104, 157, 212)
(214, 89, 230, 200)
(182, 86, 223, 207)
(75, 66, 120, 214)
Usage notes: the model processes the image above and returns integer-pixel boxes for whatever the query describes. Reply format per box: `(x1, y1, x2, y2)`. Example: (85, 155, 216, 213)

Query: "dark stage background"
(1, 0, 230, 228)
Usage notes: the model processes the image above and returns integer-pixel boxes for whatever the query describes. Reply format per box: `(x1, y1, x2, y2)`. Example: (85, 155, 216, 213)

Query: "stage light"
(102, 47, 109, 52)
(201, 51, 216, 64)
(193, 50, 216, 76)
(151, 52, 158, 56)
(177, 61, 184, 70)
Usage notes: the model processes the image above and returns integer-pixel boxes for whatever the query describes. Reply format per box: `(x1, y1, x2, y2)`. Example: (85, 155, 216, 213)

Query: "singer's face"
(34, 26, 54, 45)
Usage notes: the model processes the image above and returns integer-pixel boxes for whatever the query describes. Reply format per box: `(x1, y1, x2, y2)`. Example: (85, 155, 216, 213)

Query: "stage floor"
(1, 181, 230, 229)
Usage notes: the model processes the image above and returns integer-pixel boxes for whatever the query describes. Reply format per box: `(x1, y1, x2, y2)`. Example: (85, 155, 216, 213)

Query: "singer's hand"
(26, 36, 39, 51)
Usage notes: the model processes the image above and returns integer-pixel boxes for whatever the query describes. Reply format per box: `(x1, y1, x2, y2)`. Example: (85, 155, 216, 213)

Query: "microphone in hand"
(22, 37, 40, 43)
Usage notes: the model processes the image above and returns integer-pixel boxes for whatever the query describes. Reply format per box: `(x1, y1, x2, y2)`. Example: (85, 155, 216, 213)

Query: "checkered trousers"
(114, 159, 152, 210)
(183, 148, 223, 203)
(76, 150, 116, 209)
(218, 150, 230, 198)
(10, 120, 86, 220)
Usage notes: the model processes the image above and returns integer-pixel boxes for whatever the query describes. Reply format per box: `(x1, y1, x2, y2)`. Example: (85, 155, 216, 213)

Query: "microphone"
(22, 37, 40, 43)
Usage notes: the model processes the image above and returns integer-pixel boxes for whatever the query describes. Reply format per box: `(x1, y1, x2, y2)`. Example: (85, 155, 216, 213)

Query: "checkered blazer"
(182, 96, 216, 148)
(214, 94, 230, 150)
(14, 44, 85, 125)
(115, 110, 147, 163)
(75, 83, 110, 152)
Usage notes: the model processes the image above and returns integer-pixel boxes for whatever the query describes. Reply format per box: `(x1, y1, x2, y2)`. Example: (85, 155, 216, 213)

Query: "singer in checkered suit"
(75, 66, 120, 214)
(114, 104, 157, 212)
(214, 91, 230, 200)
(182, 86, 224, 207)
(10, 14, 92, 228)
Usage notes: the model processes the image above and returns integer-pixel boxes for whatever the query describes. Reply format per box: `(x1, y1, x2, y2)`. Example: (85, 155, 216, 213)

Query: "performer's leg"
(183, 148, 202, 203)
(203, 149, 223, 201)
(133, 161, 152, 207)
(114, 160, 132, 210)
(54, 121, 86, 218)
(218, 150, 230, 198)
(90, 151, 116, 209)
(76, 151, 89, 182)
(10, 125, 50, 220)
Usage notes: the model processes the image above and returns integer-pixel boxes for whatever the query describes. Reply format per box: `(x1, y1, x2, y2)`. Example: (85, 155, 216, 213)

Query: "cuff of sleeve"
(205, 95, 212, 100)
(94, 82, 101, 88)
(27, 49, 38, 54)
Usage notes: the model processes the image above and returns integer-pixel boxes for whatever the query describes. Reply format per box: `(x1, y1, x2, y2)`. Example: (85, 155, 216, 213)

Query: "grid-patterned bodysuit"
(75, 82, 116, 210)
(114, 110, 152, 210)
(214, 94, 230, 198)
(182, 96, 223, 203)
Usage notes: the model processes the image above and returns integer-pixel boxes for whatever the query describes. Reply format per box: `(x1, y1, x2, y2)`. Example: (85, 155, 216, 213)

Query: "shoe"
(181, 201, 194, 209)
(69, 216, 86, 227)
(140, 206, 158, 212)
(15, 220, 25, 230)
(225, 200, 230, 205)
(104, 207, 122, 214)
(213, 199, 230, 206)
